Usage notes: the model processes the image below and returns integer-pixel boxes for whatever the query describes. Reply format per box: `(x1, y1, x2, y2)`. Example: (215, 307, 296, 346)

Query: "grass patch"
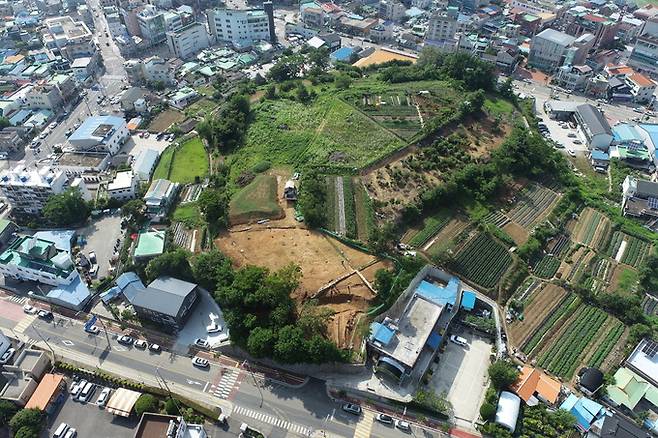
(617, 267, 639, 294)
(228, 174, 282, 224)
(484, 96, 515, 119)
(354, 180, 374, 241)
(154, 136, 209, 184)
(185, 98, 218, 117)
(172, 202, 203, 227)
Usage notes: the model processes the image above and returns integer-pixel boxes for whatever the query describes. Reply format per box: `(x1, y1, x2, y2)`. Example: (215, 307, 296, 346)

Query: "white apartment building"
(207, 7, 271, 47)
(163, 7, 194, 32)
(42, 16, 96, 61)
(137, 5, 166, 45)
(10, 84, 64, 111)
(0, 166, 67, 215)
(529, 29, 593, 72)
(166, 22, 210, 60)
(68, 115, 129, 155)
(107, 171, 137, 201)
(629, 18, 658, 75)
(378, 0, 406, 21)
(625, 73, 657, 103)
(509, 0, 554, 15)
(124, 56, 175, 85)
(425, 10, 458, 42)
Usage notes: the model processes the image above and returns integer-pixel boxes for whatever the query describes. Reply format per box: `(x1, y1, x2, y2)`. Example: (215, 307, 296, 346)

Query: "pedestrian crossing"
(232, 405, 311, 436)
(211, 369, 240, 399)
(14, 315, 37, 334)
(353, 410, 374, 438)
(6, 295, 27, 304)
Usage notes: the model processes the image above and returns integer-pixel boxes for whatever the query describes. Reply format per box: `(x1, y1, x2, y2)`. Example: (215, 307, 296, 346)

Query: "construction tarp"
(106, 388, 142, 417)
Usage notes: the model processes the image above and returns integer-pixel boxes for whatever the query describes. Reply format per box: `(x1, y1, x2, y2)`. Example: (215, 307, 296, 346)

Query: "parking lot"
(77, 212, 124, 278)
(173, 289, 228, 354)
(120, 134, 171, 160)
(45, 382, 137, 438)
(428, 329, 492, 429)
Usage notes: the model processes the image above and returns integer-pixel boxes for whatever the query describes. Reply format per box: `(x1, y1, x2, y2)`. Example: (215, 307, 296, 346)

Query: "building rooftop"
(57, 152, 108, 167)
(12, 350, 46, 375)
(607, 367, 658, 410)
(25, 373, 63, 410)
(577, 104, 612, 136)
(535, 28, 576, 46)
(134, 413, 207, 438)
(133, 148, 159, 177)
(144, 179, 176, 203)
(69, 115, 125, 143)
(133, 230, 165, 259)
(626, 338, 658, 386)
(0, 235, 73, 279)
(512, 365, 561, 404)
(130, 276, 197, 317)
(108, 171, 134, 191)
(0, 165, 64, 189)
(46, 274, 92, 309)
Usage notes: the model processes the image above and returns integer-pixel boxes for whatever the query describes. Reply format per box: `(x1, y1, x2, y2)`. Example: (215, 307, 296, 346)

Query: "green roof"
(607, 367, 658, 410)
(617, 145, 651, 161)
(134, 230, 166, 259)
(0, 235, 73, 278)
(0, 219, 14, 235)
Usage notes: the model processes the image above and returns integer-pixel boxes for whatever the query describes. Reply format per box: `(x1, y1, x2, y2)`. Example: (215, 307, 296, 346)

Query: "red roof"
(584, 13, 607, 23)
(629, 73, 655, 87)
(320, 2, 341, 13)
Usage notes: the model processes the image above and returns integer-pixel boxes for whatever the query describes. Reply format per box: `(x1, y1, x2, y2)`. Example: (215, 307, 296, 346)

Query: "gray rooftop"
(130, 276, 197, 317)
(535, 28, 576, 47)
(144, 179, 175, 202)
(576, 104, 612, 136)
(636, 180, 658, 198)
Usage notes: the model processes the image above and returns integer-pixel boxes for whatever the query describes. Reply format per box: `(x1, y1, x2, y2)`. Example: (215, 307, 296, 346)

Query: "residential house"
(622, 176, 658, 218)
(107, 171, 137, 201)
(143, 179, 179, 220)
(130, 276, 199, 332)
(555, 64, 593, 90)
(169, 87, 198, 110)
(511, 365, 562, 406)
(560, 394, 608, 432)
(578, 367, 605, 397)
(42, 16, 96, 61)
(587, 413, 653, 438)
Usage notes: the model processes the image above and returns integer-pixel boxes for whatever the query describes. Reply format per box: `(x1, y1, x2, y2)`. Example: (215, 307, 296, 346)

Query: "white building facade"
(166, 22, 210, 60)
(0, 166, 67, 215)
(207, 7, 271, 47)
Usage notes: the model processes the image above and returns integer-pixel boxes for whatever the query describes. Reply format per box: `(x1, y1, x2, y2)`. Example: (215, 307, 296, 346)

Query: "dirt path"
(336, 177, 346, 236)
(414, 101, 424, 129)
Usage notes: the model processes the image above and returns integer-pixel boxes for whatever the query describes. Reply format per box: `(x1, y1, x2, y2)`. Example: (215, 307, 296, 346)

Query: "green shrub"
(134, 394, 159, 417)
(480, 402, 496, 421)
(251, 161, 271, 173)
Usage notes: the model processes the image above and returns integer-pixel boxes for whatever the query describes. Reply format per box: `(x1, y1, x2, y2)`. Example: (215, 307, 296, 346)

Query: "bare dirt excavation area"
(216, 170, 390, 350)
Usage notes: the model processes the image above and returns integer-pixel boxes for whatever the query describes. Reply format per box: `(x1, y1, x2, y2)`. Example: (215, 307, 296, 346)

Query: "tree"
(274, 325, 307, 363)
(43, 188, 90, 226)
(0, 117, 10, 129)
(267, 55, 304, 82)
(479, 402, 496, 421)
(121, 199, 147, 228)
(164, 398, 180, 415)
(247, 327, 276, 358)
(0, 400, 18, 426)
(9, 409, 43, 434)
(134, 394, 158, 416)
(488, 360, 520, 391)
(197, 188, 228, 227)
(146, 248, 194, 283)
(296, 83, 311, 103)
(192, 249, 233, 292)
(298, 171, 327, 228)
(14, 426, 40, 438)
(334, 73, 353, 90)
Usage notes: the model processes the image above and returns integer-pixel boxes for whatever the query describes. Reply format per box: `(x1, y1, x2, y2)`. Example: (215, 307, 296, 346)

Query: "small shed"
(461, 291, 476, 311)
(495, 391, 521, 432)
(106, 388, 142, 417)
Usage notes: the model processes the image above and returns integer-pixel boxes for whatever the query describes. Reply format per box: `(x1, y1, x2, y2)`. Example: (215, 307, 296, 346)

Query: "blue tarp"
(370, 322, 395, 345)
(416, 278, 459, 307)
(461, 291, 476, 311)
(426, 332, 442, 350)
(560, 394, 606, 432)
(330, 47, 354, 62)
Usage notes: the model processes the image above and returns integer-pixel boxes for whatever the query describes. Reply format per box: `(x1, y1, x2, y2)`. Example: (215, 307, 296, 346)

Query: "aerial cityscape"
(0, 0, 657, 437)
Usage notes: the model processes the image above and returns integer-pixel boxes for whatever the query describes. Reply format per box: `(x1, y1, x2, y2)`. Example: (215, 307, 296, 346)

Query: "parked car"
(70, 381, 82, 397)
(134, 340, 147, 349)
(149, 343, 161, 353)
(88, 252, 97, 263)
(85, 326, 100, 335)
(192, 356, 209, 368)
(376, 413, 393, 425)
(78, 382, 95, 402)
(117, 335, 134, 345)
(194, 338, 210, 349)
(567, 149, 576, 157)
(22, 304, 37, 314)
(395, 419, 411, 432)
(37, 310, 53, 320)
(0, 348, 15, 364)
(341, 403, 362, 415)
(206, 322, 222, 333)
(567, 133, 577, 138)
(63, 427, 77, 438)
(96, 387, 111, 407)
(449, 335, 467, 347)
(573, 139, 582, 145)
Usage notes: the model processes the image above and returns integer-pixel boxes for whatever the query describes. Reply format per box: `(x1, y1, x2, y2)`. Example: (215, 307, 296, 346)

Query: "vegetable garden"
(508, 284, 568, 348)
(521, 295, 580, 356)
(606, 231, 651, 268)
(507, 183, 560, 229)
(587, 321, 624, 368)
(533, 255, 560, 279)
(452, 232, 512, 289)
(404, 211, 451, 248)
(572, 207, 611, 250)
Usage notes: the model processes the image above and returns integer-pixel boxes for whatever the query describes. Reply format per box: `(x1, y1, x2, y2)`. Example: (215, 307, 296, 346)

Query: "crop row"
(539, 306, 607, 378)
(325, 176, 337, 232)
(548, 235, 570, 257)
(621, 236, 650, 267)
(606, 231, 624, 257)
(533, 255, 560, 279)
(508, 185, 557, 228)
(588, 321, 624, 369)
(408, 213, 450, 248)
(582, 210, 602, 247)
(522, 296, 580, 355)
(454, 233, 512, 289)
(342, 177, 357, 239)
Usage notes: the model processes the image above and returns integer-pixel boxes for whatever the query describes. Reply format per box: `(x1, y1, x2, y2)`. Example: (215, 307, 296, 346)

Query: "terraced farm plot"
(537, 305, 609, 379)
(508, 284, 568, 348)
(606, 231, 651, 268)
(587, 321, 624, 369)
(533, 255, 560, 279)
(607, 265, 639, 295)
(453, 233, 512, 289)
(402, 211, 451, 249)
(357, 93, 422, 140)
(425, 218, 471, 255)
(558, 246, 596, 284)
(521, 294, 580, 356)
(572, 208, 612, 250)
(546, 234, 571, 257)
(513, 278, 544, 304)
(507, 184, 560, 229)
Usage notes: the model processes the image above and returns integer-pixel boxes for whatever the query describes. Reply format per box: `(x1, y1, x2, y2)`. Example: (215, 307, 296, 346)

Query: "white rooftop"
(627, 338, 658, 386)
(107, 171, 134, 191)
(0, 166, 64, 188)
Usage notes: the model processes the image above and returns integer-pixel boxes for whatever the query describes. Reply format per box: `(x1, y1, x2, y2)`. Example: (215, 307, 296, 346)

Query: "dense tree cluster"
(8, 409, 43, 438)
(298, 171, 327, 228)
(488, 360, 519, 391)
(43, 188, 90, 226)
(197, 94, 250, 152)
(145, 248, 194, 283)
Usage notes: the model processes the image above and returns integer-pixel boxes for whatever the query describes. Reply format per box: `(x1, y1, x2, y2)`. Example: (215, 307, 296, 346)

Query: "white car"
(449, 335, 467, 347)
(64, 427, 77, 438)
(85, 326, 100, 335)
(194, 338, 210, 349)
(0, 348, 15, 364)
(192, 356, 209, 368)
(206, 322, 222, 333)
(567, 149, 576, 157)
(96, 387, 111, 407)
(134, 340, 147, 349)
(395, 419, 411, 432)
(22, 304, 38, 314)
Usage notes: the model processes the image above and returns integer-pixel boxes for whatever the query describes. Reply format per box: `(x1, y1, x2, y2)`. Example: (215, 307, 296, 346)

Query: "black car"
(37, 310, 53, 320)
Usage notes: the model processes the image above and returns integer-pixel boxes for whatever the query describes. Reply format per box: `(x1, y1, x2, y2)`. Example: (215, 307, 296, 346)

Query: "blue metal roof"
(330, 47, 354, 62)
(370, 322, 395, 345)
(47, 275, 91, 310)
(612, 124, 643, 143)
(416, 278, 459, 307)
(461, 291, 476, 311)
(590, 149, 609, 161)
(426, 332, 442, 350)
(116, 271, 144, 290)
(69, 115, 125, 142)
(33, 230, 75, 252)
(640, 124, 658, 153)
(560, 395, 606, 432)
(133, 148, 159, 176)
(100, 286, 121, 303)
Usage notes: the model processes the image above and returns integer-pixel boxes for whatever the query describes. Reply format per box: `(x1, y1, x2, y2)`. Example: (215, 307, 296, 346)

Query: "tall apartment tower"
(263, 1, 276, 43)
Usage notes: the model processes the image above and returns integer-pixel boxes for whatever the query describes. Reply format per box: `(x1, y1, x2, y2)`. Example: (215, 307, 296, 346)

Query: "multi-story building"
(124, 56, 175, 85)
(107, 171, 137, 201)
(424, 8, 458, 43)
(529, 28, 593, 72)
(555, 64, 593, 91)
(68, 115, 129, 155)
(166, 22, 210, 60)
(120, 1, 144, 37)
(163, 7, 194, 31)
(207, 7, 272, 47)
(130, 276, 198, 332)
(11, 84, 64, 111)
(0, 166, 67, 215)
(301, 6, 325, 28)
(137, 5, 166, 45)
(42, 16, 96, 61)
(625, 73, 656, 103)
(629, 18, 658, 76)
(378, 0, 406, 21)
(566, 13, 618, 49)
(509, 0, 554, 15)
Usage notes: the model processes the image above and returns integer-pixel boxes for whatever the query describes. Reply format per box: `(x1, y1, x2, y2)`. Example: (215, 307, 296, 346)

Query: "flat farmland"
(507, 183, 560, 229)
(606, 231, 651, 268)
(452, 232, 512, 289)
(572, 207, 612, 250)
(425, 217, 472, 255)
(508, 284, 568, 348)
(356, 93, 422, 140)
(401, 211, 450, 249)
(557, 246, 596, 284)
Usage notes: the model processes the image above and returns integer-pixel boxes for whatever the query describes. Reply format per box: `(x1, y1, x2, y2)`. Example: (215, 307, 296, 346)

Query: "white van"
(79, 382, 95, 402)
(53, 422, 69, 438)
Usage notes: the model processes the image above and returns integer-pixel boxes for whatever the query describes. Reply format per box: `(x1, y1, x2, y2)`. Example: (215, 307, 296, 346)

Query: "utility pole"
(155, 367, 184, 415)
(92, 313, 112, 349)
(32, 325, 55, 362)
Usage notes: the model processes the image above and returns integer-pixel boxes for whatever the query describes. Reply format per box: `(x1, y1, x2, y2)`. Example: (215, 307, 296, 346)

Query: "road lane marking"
(62, 340, 74, 346)
(203, 381, 209, 392)
(232, 405, 309, 435)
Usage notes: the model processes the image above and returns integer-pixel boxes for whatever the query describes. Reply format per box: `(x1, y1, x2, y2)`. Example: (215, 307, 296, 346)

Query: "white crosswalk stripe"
(15, 315, 37, 334)
(211, 369, 240, 399)
(6, 295, 27, 304)
(232, 405, 310, 436)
